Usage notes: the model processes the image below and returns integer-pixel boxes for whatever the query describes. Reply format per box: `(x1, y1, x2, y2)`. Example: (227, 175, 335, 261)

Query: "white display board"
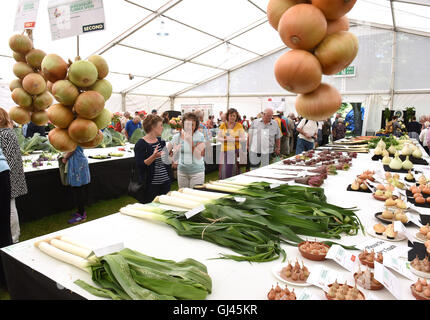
(47, 0, 105, 41)
(14, 0, 40, 31)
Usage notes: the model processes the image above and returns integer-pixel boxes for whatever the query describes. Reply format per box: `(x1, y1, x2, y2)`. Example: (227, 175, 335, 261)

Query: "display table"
(17, 145, 136, 223)
(3, 139, 430, 300)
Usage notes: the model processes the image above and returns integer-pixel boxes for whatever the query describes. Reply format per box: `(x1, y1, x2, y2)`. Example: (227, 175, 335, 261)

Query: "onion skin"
(311, 0, 357, 20)
(278, 4, 327, 51)
(295, 83, 342, 121)
(267, 0, 309, 30)
(314, 31, 359, 75)
(274, 50, 322, 94)
(49, 128, 77, 152)
(327, 16, 349, 36)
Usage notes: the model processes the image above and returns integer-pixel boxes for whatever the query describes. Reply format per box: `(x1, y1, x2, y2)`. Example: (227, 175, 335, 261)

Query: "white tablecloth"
(3, 139, 430, 300)
(22, 144, 136, 173)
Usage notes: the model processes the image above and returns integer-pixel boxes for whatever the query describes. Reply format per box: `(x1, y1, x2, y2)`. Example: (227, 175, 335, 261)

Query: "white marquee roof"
(1, 0, 429, 99)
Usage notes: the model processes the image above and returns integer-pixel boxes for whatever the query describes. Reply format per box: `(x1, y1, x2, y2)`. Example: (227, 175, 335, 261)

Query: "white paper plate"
(414, 232, 428, 243)
(272, 264, 312, 287)
(410, 265, 430, 279)
(366, 227, 407, 242)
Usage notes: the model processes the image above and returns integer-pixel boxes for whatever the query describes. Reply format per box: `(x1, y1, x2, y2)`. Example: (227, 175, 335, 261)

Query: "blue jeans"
(296, 138, 314, 155)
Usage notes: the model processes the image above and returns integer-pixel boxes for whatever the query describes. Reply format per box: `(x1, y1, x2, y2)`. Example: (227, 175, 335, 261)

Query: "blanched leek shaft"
(169, 191, 210, 203)
(120, 206, 167, 222)
(37, 242, 90, 272)
(209, 181, 244, 189)
(50, 239, 92, 259)
(180, 188, 225, 199)
(59, 236, 92, 251)
(156, 195, 200, 210)
(204, 183, 243, 193)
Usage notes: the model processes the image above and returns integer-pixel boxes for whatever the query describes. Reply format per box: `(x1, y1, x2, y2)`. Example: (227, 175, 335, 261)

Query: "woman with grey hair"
(419, 121, 430, 155)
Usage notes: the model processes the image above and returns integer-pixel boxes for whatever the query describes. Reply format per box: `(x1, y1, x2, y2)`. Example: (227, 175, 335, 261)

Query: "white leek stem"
(120, 206, 167, 222)
(156, 195, 201, 210)
(50, 239, 92, 259)
(180, 188, 226, 199)
(209, 181, 244, 189)
(169, 191, 210, 203)
(216, 180, 251, 187)
(204, 183, 242, 193)
(59, 236, 92, 251)
(127, 203, 166, 214)
(37, 242, 91, 272)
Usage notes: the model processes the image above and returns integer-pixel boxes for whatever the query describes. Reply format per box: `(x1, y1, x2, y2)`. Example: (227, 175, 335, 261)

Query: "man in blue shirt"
(125, 116, 142, 140)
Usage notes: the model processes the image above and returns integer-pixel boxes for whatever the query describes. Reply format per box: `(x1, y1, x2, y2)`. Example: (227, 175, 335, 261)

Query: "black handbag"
(128, 166, 145, 203)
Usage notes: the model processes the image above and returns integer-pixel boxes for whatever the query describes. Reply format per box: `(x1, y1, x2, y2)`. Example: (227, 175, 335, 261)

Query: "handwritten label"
(374, 262, 403, 300)
(93, 242, 124, 258)
(306, 266, 343, 291)
(297, 289, 320, 300)
(383, 253, 416, 281)
(357, 239, 399, 255)
(185, 205, 205, 219)
(326, 245, 359, 272)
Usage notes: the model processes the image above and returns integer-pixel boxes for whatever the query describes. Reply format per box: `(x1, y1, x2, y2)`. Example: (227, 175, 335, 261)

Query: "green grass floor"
(0, 170, 221, 300)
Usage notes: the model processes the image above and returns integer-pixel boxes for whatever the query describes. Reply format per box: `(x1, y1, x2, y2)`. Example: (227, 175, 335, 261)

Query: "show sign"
(48, 0, 105, 40)
(14, 0, 40, 31)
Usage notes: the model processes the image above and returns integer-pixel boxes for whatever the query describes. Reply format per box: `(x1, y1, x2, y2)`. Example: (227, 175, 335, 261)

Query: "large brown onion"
(314, 31, 359, 75)
(9, 106, 31, 125)
(68, 118, 98, 143)
(48, 128, 77, 152)
(47, 103, 75, 129)
(295, 83, 342, 121)
(278, 4, 327, 51)
(274, 50, 322, 94)
(327, 16, 349, 36)
(267, 0, 309, 30)
(311, 0, 357, 20)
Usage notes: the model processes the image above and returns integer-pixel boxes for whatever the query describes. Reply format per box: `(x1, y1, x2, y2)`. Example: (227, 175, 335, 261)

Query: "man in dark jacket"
(25, 121, 46, 138)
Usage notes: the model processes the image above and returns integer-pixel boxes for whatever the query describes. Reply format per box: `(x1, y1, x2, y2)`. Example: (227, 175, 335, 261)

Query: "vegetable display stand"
(399, 155, 429, 166)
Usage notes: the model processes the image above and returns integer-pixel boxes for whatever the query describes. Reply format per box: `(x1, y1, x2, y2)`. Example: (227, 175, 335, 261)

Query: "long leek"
(37, 242, 91, 272)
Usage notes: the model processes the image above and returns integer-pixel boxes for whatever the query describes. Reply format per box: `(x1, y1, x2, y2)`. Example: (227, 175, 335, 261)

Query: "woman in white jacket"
(419, 121, 430, 155)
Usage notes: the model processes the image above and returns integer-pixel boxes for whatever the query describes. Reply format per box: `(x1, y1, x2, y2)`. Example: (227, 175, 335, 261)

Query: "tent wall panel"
(395, 32, 430, 90)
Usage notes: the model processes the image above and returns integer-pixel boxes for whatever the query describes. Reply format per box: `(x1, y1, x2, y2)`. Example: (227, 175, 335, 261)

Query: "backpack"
(333, 122, 346, 139)
(280, 119, 288, 136)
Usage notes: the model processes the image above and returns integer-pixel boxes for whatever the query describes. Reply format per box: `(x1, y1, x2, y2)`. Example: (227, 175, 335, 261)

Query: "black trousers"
(322, 134, 329, 146)
(141, 181, 171, 204)
(71, 184, 89, 214)
(0, 170, 12, 286)
(248, 152, 275, 169)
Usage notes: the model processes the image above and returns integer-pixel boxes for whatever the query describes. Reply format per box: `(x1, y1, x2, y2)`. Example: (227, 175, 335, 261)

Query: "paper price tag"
(297, 289, 319, 300)
(383, 253, 416, 281)
(393, 221, 415, 243)
(408, 214, 423, 228)
(185, 205, 205, 219)
(357, 239, 399, 255)
(93, 242, 124, 258)
(306, 266, 342, 290)
(326, 245, 359, 272)
(374, 262, 403, 300)
(234, 197, 246, 203)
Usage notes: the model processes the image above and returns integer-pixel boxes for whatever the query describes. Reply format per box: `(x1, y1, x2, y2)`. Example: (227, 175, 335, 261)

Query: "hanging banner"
(14, 0, 40, 31)
(48, 0, 105, 41)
